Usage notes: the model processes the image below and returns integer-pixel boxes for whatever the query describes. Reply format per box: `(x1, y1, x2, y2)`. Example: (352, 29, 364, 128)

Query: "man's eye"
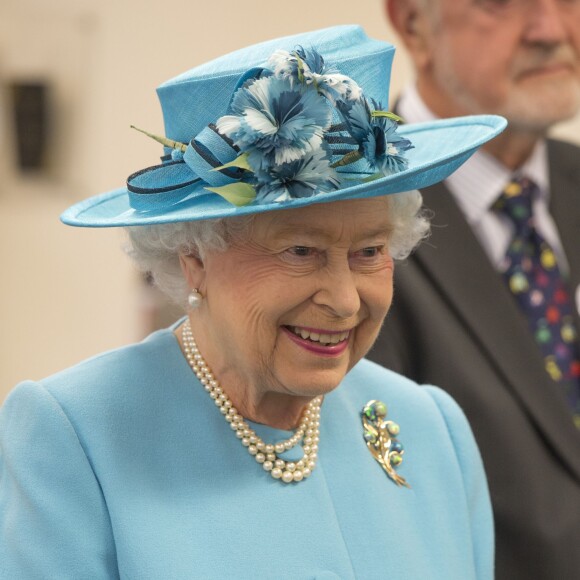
(475, 0, 517, 11)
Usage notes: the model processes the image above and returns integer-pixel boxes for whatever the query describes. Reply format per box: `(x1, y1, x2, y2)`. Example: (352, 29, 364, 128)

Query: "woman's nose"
(311, 262, 361, 319)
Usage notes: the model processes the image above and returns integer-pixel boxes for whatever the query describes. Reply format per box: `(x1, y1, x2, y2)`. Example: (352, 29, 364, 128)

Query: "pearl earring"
(187, 288, 203, 309)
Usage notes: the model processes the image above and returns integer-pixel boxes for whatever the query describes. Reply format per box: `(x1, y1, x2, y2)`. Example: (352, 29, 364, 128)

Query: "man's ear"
(386, 0, 434, 70)
(179, 252, 206, 293)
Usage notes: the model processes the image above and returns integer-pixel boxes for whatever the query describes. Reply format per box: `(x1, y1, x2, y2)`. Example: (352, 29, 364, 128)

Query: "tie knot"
(493, 176, 537, 231)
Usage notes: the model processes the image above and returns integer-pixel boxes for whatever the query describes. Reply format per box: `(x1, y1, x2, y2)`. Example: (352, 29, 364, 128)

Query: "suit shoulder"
(547, 137, 580, 156)
(44, 328, 176, 388)
(421, 385, 472, 433)
(7, 328, 183, 422)
(346, 358, 429, 402)
(547, 138, 580, 175)
(345, 360, 471, 430)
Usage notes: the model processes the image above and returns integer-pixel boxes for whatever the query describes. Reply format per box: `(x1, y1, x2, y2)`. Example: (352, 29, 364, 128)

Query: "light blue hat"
(61, 25, 506, 228)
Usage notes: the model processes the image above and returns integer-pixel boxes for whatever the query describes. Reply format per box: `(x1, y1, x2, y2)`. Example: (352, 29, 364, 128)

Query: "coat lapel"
(548, 139, 580, 329)
(414, 181, 580, 481)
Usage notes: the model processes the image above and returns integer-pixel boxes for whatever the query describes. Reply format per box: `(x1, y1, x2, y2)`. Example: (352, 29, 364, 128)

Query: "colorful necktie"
(494, 176, 580, 428)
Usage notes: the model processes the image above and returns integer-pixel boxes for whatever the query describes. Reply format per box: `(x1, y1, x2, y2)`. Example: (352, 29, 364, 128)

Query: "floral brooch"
(362, 400, 409, 488)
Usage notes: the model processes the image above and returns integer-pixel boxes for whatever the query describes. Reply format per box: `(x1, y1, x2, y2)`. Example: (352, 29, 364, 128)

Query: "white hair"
(125, 191, 430, 308)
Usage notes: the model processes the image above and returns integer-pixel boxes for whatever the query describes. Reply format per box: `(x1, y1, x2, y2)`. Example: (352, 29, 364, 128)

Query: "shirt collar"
(398, 85, 550, 224)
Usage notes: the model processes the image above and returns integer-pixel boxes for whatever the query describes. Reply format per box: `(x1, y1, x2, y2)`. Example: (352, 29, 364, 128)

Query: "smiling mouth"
(285, 325, 351, 346)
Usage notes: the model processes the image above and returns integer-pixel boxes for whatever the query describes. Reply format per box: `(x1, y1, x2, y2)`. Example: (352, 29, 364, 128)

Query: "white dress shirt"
(398, 85, 570, 275)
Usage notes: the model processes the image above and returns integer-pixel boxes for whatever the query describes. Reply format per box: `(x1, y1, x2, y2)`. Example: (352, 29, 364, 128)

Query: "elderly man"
(368, 1, 580, 578)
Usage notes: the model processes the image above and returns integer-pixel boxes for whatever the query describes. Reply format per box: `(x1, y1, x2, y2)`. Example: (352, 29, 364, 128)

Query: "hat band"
(127, 122, 246, 211)
(126, 129, 375, 212)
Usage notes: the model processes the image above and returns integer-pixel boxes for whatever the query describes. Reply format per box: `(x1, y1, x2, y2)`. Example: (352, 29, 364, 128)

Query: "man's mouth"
(515, 55, 576, 80)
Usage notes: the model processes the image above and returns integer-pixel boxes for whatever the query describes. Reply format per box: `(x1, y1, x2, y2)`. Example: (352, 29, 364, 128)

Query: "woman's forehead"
(251, 197, 392, 240)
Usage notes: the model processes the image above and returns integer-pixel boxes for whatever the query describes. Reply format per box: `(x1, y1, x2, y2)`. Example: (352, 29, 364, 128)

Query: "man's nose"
(524, 0, 570, 45)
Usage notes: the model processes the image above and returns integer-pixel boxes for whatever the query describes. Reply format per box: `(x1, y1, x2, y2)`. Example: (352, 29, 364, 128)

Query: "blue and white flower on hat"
(255, 147, 339, 203)
(336, 98, 414, 176)
(216, 76, 332, 168)
(268, 47, 362, 104)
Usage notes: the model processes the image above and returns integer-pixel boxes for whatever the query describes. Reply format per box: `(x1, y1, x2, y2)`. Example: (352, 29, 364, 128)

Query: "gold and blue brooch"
(362, 400, 410, 488)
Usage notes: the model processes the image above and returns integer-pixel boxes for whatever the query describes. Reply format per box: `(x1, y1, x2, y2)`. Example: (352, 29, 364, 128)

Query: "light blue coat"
(0, 327, 493, 579)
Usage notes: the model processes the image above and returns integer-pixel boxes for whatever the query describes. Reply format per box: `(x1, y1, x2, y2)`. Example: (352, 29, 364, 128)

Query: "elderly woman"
(0, 26, 505, 579)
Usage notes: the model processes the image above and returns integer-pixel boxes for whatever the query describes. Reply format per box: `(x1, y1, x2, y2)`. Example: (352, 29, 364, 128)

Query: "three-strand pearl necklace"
(182, 319, 322, 483)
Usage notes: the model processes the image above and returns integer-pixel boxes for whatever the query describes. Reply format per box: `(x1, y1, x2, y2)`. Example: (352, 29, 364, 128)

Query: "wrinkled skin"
(178, 197, 395, 428)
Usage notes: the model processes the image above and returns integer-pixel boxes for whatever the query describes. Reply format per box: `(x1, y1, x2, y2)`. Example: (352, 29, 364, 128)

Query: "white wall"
(1, 0, 579, 401)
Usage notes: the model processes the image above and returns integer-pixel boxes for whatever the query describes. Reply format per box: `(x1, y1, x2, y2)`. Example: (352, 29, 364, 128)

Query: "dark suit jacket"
(368, 139, 580, 580)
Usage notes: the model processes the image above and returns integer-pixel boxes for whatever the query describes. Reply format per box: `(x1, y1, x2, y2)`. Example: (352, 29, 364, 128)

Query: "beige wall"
(1, 0, 579, 402)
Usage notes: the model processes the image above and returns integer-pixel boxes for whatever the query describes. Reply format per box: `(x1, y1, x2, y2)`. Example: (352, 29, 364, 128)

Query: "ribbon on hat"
(127, 46, 413, 211)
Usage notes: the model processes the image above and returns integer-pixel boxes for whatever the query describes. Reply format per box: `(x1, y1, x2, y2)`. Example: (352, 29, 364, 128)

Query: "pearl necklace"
(181, 319, 322, 483)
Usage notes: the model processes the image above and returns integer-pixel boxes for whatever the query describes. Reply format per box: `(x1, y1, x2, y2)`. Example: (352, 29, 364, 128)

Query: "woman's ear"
(386, 0, 434, 71)
(179, 252, 206, 293)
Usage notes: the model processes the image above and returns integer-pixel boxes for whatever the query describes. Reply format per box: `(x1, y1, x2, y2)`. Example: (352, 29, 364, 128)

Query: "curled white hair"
(125, 190, 430, 308)
(386, 189, 430, 260)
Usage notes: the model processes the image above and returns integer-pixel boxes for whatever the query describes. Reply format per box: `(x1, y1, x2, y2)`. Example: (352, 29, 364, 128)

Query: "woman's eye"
(350, 246, 392, 271)
(356, 246, 381, 258)
(289, 246, 313, 257)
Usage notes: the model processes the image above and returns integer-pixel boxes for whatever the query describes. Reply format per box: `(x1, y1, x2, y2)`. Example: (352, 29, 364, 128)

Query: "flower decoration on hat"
(254, 148, 339, 203)
(216, 76, 332, 168)
(129, 45, 413, 208)
(267, 46, 363, 104)
(335, 97, 413, 175)
(214, 74, 339, 202)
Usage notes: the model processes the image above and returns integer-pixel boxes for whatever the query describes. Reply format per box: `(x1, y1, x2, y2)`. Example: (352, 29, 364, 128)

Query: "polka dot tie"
(494, 176, 580, 428)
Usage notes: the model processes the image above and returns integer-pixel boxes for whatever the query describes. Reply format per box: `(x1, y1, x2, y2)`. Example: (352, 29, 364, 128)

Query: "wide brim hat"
(61, 25, 506, 228)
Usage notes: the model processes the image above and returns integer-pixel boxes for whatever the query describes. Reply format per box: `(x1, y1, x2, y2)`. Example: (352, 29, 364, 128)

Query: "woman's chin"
(273, 329, 366, 397)
(277, 367, 350, 399)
